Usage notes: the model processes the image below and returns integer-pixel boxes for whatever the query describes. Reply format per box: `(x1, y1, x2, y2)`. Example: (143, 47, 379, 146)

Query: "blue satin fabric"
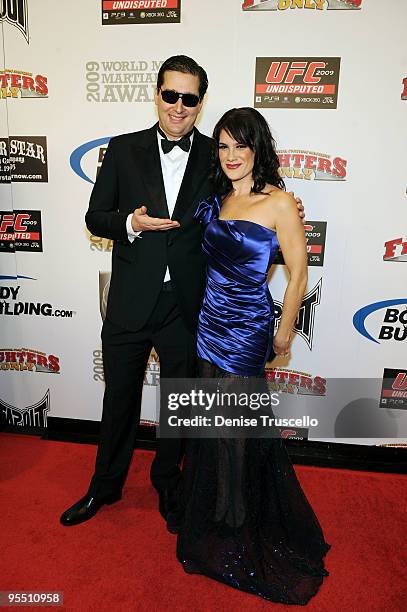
(194, 195, 280, 376)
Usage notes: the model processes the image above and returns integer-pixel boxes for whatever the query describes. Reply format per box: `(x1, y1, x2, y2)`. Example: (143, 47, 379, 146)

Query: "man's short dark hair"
(156, 55, 209, 101)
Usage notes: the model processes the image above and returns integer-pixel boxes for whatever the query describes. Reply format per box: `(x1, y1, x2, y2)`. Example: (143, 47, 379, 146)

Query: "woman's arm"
(272, 192, 308, 356)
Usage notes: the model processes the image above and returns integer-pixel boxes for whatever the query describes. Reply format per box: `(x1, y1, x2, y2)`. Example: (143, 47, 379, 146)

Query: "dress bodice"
(194, 195, 280, 376)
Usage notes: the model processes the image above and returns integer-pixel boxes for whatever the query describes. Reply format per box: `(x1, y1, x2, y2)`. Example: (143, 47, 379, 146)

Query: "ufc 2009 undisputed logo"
(274, 279, 322, 349)
(255, 58, 341, 109)
(85, 60, 162, 103)
(101, 0, 180, 25)
(0, 210, 42, 253)
(0, 69, 48, 99)
(243, 0, 361, 10)
(380, 369, 407, 410)
(0, 0, 29, 42)
(275, 222, 327, 266)
(0, 137, 48, 183)
(0, 391, 50, 428)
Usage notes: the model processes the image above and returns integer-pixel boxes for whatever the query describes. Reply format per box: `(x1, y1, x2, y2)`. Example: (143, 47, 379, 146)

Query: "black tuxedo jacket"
(85, 124, 214, 333)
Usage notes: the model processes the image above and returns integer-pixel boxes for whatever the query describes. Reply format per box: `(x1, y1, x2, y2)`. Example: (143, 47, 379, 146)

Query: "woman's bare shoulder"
(261, 186, 296, 211)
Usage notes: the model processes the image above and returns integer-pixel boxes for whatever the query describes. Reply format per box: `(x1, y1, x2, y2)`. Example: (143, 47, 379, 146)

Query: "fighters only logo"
(265, 367, 326, 395)
(0, 69, 48, 99)
(277, 150, 347, 180)
(383, 237, 407, 262)
(243, 0, 362, 10)
(0, 349, 60, 373)
(0, 0, 29, 42)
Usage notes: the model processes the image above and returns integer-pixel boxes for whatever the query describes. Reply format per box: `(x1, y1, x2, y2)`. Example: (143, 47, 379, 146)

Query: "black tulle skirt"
(175, 359, 331, 605)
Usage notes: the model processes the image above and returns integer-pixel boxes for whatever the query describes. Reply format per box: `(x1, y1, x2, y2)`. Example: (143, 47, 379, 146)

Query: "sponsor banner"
(0, 210, 43, 253)
(353, 299, 407, 344)
(243, 0, 361, 11)
(0, 348, 60, 373)
(0, 391, 50, 428)
(70, 137, 111, 184)
(279, 427, 309, 440)
(265, 367, 326, 395)
(0, 0, 29, 42)
(401, 77, 407, 100)
(274, 279, 322, 349)
(101, 0, 180, 25)
(85, 60, 162, 103)
(254, 57, 341, 108)
(380, 369, 407, 410)
(383, 237, 407, 262)
(0, 281, 76, 318)
(0, 69, 48, 99)
(277, 149, 347, 180)
(275, 221, 327, 266)
(0, 137, 48, 183)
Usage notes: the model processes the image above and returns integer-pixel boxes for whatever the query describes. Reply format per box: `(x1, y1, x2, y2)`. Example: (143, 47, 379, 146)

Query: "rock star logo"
(383, 237, 407, 262)
(274, 279, 322, 349)
(0, 390, 50, 427)
(277, 149, 347, 180)
(0, 348, 60, 372)
(353, 299, 407, 344)
(0, 0, 29, 43)
(242, 0, 361, 9)
(265, 367, 326, 395)
(0, 69, 48, 99)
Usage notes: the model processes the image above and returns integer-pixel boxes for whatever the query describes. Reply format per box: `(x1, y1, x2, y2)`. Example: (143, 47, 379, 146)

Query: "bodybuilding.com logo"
(70, 137, 111, 184)
(353, 299, 407, 344)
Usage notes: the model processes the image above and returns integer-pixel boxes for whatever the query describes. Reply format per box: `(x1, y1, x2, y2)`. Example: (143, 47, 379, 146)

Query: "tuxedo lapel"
(171, 129, 211, 222)
(131, 125, 169, 218)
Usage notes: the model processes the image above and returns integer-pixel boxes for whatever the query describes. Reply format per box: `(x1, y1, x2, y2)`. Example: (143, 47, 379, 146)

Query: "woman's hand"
(273, 330, 292, 357)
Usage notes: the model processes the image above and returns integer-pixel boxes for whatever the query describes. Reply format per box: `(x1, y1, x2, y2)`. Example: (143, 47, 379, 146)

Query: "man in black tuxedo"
(60, 55, 304, 528)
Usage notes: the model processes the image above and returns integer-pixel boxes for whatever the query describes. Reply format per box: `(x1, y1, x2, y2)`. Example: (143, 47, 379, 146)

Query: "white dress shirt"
(126, 130, 193, 282)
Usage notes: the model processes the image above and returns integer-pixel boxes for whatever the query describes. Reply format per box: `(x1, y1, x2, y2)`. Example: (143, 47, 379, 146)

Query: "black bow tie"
(158, 126, 193, 154)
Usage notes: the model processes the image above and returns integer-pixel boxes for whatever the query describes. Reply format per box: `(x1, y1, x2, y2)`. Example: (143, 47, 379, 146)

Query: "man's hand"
(288, 191, 305, 224)
(131, 206, 180, 232)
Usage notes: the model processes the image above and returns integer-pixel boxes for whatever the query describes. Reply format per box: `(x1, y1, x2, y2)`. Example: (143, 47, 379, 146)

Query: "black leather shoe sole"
(60, 492, 121, 527)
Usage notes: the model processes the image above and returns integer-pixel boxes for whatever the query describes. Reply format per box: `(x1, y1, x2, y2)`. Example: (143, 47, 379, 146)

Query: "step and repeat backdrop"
(0, 0, 406, 446)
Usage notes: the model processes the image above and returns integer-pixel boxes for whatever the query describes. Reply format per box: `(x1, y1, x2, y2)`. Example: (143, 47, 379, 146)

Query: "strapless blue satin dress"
(176, 195, 331, 605)
(194, 194, 280, 376)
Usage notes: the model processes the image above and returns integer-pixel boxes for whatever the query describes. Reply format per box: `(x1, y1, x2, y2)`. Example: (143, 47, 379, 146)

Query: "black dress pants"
(88, 287, 197, 499)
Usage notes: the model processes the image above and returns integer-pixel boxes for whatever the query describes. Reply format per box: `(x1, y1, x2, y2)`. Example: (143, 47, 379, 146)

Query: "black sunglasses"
(160, 89, 200, 108)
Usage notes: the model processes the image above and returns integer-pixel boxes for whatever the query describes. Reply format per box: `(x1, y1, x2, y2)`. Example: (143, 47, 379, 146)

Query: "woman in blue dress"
(175, 108, 331, 605)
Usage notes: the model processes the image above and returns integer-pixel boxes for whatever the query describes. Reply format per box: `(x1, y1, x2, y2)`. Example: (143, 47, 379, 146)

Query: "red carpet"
(1, 433, 406, 611)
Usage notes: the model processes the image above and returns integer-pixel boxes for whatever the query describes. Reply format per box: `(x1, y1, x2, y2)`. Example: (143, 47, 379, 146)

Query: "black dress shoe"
(60, 492, 121, 526)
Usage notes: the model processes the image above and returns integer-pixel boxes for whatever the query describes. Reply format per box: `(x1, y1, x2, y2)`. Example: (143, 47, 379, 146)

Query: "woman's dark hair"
(211, 107, 285, 196)
(157, 55, 209, 101)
